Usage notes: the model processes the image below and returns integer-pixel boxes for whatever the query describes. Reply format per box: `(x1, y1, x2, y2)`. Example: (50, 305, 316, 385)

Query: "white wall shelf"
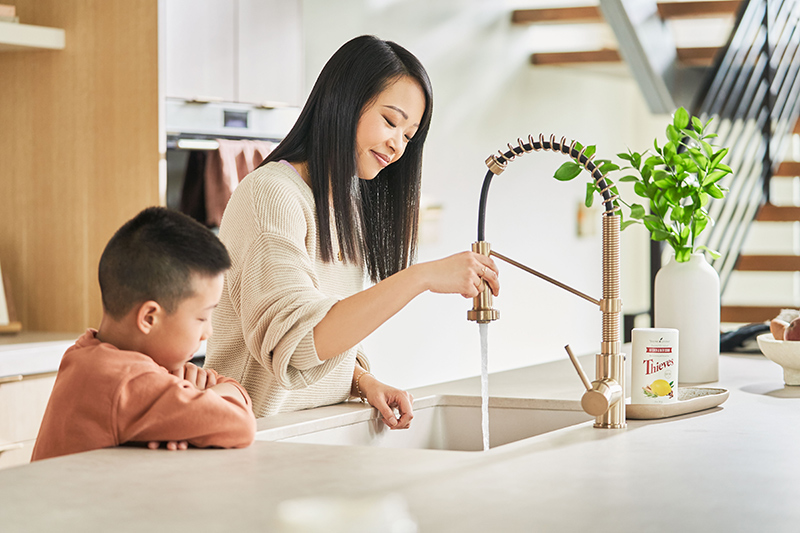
(0, 20, 64, 51)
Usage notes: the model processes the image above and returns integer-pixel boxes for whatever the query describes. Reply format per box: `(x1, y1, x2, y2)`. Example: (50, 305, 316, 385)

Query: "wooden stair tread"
(756, 203, 800, 221)
(676, 46, 721, 67)
(530, 46, 722, 66)
(737, 255, 800, 271)
(512, 2, 741, 25)
(657, 1, 742, 19)
(512, 6, 603, 24)
(721, 305, 790, 323)
(531, 49, 621, 65)
(775, 160, 800, 176)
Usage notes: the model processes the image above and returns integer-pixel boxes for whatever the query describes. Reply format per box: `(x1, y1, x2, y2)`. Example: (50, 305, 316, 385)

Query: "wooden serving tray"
(626, 387, 729, 420)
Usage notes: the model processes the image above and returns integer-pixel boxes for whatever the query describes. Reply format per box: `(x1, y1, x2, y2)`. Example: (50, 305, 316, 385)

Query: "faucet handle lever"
(565, 345, 592, 392)
(565, 345, 623, 418)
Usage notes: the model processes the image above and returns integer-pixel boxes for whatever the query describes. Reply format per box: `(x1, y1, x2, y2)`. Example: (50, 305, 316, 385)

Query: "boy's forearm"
(209, 382, 250, 406)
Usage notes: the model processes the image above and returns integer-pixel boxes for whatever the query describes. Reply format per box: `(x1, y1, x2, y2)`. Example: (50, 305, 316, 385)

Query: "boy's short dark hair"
(99, 207, 231, 319)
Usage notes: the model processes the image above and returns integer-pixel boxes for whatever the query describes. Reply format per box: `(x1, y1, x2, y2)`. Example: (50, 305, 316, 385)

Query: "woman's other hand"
(359, 374, 414, 429)
(414, 251, 499, 299)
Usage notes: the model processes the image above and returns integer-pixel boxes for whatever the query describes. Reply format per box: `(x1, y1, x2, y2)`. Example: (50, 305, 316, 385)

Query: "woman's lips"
(372, 151, 390, 168)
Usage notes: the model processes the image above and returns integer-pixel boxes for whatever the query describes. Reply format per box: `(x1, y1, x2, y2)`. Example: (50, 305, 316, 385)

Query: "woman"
(204, 35, 500, 429)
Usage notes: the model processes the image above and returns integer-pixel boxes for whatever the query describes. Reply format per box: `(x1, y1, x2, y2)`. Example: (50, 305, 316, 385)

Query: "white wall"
(302, 0, 667, 389)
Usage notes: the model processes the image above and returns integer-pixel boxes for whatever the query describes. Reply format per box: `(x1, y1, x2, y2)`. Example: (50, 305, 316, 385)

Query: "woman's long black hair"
(259, 35, 433, 283)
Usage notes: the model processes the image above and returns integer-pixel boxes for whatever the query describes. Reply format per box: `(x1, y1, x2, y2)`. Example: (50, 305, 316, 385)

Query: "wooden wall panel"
(0, 0, 160, 333)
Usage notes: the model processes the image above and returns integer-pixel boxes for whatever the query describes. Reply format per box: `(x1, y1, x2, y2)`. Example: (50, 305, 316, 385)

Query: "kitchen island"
(1, 350, 798, 532)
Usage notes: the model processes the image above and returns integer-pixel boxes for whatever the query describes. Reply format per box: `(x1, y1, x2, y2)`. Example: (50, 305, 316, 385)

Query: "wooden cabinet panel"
(0, 0, 161, 333)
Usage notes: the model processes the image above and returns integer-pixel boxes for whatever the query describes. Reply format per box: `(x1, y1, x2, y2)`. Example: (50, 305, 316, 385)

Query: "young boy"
(32, 207, 256, 461)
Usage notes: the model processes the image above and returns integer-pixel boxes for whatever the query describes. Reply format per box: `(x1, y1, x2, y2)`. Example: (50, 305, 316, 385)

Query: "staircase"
(513, 0, 800, 325)
(512, 1, 741, 68)
(721, 157, 800, 323)
(694, 0, 800, 325)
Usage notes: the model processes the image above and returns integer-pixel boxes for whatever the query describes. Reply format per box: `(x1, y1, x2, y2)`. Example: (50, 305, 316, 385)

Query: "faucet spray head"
(467, 241, 499, 323)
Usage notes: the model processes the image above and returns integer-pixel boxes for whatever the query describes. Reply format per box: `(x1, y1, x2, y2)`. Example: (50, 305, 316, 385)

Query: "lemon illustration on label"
(643, 379, 674, 399)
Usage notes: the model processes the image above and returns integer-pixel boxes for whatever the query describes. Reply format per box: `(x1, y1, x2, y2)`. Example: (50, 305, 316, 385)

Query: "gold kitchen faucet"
(468, 134, 625, 429)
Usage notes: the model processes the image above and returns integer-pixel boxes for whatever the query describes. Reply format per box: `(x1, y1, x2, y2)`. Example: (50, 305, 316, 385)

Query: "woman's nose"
(201, 322, 213, 341)
(388, 131, 404, 157)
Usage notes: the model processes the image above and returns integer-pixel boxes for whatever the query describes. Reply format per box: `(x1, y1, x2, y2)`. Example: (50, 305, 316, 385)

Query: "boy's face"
(145, 273, 224, 372)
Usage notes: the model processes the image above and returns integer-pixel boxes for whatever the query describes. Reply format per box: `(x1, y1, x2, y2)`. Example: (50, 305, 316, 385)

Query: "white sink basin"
(256, 395, 592, 451)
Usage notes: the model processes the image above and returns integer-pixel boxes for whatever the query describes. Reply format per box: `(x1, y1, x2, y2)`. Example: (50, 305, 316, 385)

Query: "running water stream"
(479, 323, 490, 451)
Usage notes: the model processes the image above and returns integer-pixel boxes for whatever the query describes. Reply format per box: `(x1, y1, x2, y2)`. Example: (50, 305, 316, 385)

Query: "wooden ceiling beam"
(512, 6, 604, 25)
(656, 1, 742, 19)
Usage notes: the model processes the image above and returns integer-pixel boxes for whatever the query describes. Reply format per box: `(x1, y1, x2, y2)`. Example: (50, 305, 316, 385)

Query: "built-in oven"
(165, 98, 300, 228)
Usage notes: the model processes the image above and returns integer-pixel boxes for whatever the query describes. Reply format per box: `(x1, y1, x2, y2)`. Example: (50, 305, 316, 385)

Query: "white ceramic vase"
(654, 253, 720, 384)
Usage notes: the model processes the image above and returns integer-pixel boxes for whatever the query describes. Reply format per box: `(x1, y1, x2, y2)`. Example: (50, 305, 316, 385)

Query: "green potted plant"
(553, 106, 732, 384)
(615, 106, 731, 261)
(554, 107, 731, 257)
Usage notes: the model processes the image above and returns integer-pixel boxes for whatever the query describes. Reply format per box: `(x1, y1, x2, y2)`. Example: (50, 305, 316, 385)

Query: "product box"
(631, 328, 679, 404)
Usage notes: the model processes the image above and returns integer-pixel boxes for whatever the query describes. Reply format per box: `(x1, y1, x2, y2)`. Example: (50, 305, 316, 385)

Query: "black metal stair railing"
(649, 0, 800, 307)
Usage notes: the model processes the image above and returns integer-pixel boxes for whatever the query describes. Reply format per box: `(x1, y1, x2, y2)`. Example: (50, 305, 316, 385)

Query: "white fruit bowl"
(756, 334, 800, 386)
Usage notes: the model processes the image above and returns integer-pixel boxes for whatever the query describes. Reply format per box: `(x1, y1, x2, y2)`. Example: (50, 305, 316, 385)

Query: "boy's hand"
(147, 440, 188, 451)
(171, 362, 218, 390)
(150, 362, 219, 450)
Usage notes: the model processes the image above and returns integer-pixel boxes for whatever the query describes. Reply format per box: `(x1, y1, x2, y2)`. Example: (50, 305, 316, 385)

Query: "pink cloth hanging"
(204, 139, 275, 227)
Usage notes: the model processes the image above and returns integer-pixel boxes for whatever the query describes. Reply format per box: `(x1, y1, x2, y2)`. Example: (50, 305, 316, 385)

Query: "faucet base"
(592, 352, 626, 429)
(593, 422, 626, 429)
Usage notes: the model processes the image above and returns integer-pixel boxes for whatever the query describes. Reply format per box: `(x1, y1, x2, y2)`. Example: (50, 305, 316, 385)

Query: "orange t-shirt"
(32, 329, 256, 461)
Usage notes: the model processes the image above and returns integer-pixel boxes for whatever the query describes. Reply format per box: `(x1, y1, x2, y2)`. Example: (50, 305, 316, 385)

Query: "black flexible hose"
(477, 137, 616, 241)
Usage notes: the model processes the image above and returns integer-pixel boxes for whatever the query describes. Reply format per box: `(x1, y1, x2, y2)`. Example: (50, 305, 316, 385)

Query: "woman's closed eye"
(384, 116, 413, 143)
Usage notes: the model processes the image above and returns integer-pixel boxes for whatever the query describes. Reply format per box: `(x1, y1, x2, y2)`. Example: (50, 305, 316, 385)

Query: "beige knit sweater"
(204, 161, 370, 418)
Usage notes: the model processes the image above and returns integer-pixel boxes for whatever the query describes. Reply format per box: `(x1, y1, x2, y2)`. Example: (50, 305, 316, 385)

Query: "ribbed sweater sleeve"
(236, 231, 341, 388)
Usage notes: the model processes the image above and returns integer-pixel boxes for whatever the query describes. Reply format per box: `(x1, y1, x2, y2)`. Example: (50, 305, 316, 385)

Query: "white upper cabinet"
(164, 0, 302, 106)
(165, 0, 236, 102)
(237, 0, 303, 107)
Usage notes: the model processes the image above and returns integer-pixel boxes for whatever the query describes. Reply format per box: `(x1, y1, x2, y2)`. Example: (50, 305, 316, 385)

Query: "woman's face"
(355, 76, 426, 180)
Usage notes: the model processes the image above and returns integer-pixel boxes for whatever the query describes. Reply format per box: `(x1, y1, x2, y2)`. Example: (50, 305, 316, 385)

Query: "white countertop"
(1, 350, 798, 532)
(0, 331, 81, 378)
(0, 333, 206, 378)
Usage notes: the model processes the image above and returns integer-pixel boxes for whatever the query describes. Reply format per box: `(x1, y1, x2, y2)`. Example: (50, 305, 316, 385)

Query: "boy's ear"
(135, 301, 163, 335)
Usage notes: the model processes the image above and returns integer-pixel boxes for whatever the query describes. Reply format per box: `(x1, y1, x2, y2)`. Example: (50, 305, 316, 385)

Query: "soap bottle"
(631, 328, 679, 404)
